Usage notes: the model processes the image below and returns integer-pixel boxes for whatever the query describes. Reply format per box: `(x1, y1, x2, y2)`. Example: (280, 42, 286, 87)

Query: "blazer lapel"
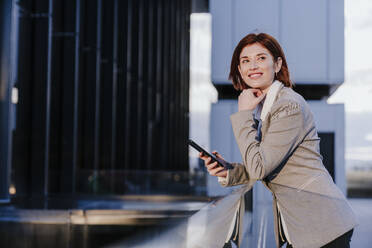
(253, 80, 284, 142)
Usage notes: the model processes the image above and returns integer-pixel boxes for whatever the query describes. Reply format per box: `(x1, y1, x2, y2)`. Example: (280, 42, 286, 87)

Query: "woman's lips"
(248, 73, 263, 79)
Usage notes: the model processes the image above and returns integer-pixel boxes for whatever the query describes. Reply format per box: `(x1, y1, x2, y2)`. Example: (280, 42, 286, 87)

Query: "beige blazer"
(219, 82, 358, 248)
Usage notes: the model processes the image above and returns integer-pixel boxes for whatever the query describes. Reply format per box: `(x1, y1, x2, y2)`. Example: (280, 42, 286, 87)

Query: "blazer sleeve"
(230, 101, 304, 180)
(217, 163, 251, 187)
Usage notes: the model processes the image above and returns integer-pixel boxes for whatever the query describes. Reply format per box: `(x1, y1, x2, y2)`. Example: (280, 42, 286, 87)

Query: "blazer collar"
(254, 80, 283, 122)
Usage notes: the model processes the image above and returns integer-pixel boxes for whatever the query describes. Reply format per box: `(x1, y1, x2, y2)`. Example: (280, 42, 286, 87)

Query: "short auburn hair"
(229, 33, 292, 90)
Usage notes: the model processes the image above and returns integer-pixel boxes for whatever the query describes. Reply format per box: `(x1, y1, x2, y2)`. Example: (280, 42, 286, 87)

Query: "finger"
(250, 88, 262, 93)
(255, 90, 264, 97)
(257, 92, 266, 101)
(241, 89, 256, 95)
(199, 152, 208, 160)
(212, 151, 224, 160)
(202, 156, 211, 164)
(206, 161, 218, 169)
(206, 161, 218, 170)
(206, 157, 212, 164)
(242, 89, 262, 98)
(251, 92, 266, 103)
(216, 170, 228, 177)
(199, 155, 207, 161)
(210, 166, 225, 176)
(240, 89, 251, 94)
(250, 89, 265, 98)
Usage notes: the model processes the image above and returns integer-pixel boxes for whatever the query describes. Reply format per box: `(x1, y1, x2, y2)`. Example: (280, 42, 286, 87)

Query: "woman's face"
(238, 43, 282, 93)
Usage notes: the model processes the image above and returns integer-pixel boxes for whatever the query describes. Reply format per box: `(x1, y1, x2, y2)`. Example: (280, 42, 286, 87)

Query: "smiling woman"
(229, 33, 292, 92)
(200, 32, 358, 248)
(237, 44, 281, 93)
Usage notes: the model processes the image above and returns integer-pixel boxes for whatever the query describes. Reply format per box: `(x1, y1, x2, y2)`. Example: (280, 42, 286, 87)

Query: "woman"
(200, 33, 357, 248)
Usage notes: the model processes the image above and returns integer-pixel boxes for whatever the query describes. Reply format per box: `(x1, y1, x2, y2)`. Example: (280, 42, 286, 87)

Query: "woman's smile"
(248, 72, 263, 79)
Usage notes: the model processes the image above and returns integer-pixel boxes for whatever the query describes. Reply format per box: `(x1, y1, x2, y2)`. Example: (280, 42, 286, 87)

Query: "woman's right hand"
(199, 151, 227, 178)
(238, 88, 266, 111)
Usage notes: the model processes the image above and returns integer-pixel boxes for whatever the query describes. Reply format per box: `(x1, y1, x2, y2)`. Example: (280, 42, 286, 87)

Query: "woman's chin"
(246, 83, 264, 89)
(246, 81, 271, 90)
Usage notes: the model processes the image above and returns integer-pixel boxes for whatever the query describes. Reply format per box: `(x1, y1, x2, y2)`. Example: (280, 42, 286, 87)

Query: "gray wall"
(210, 0, 344, 86)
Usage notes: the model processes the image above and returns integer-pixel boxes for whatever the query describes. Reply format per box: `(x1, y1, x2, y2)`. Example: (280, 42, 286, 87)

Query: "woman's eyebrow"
(240, 52, 268, 59)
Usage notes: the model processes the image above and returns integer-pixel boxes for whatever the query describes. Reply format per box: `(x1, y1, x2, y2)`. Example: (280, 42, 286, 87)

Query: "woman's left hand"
(238, 88, 266, 111)
(199, 151, 228, 178)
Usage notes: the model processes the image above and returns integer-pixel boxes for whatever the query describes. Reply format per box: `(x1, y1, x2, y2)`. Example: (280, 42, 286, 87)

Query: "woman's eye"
(259, 56, 266, 60)
(242, 60, 249, 63)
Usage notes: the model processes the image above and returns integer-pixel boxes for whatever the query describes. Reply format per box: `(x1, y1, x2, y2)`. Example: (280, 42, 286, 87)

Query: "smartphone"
(188, 139, 233, 170)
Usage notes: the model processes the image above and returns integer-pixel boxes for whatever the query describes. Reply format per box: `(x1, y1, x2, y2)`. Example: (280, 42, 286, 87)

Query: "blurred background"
(0, 0, 371, 247)
(328, 0, 372, 197)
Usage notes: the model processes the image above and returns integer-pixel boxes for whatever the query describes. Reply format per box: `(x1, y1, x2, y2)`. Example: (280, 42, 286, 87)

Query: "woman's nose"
(249, 61, 258, 70)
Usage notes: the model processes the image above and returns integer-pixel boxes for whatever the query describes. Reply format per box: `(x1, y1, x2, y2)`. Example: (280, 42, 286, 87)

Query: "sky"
(189, 0, 372, 170)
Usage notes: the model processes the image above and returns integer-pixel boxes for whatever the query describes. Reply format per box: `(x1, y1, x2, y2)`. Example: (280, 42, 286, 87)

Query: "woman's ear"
(275, 57, 282, 73)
